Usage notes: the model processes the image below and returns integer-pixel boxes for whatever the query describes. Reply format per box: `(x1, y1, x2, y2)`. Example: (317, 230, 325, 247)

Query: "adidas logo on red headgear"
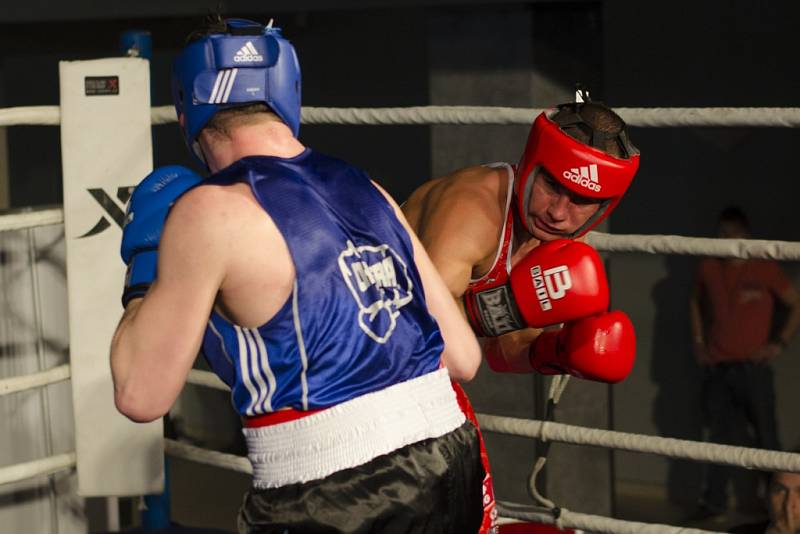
(562, 164, 602, 192)
(234, 41, 264, 63)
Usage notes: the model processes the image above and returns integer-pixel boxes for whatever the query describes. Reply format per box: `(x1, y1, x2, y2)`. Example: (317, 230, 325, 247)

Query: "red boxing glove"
(463, 239, 609, 336)
(529, 311, 636, 383)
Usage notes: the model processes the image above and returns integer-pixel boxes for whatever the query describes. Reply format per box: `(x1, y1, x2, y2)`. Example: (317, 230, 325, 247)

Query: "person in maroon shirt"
(689, 207, 800, 519)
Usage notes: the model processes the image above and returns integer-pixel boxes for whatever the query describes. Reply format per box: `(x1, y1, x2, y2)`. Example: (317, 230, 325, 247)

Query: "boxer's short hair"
(204, 103, 281, 136)
(185, 12, 228, 45)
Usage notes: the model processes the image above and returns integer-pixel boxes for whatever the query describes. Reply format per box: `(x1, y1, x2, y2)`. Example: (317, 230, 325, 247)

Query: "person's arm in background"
(760, 263, 800, 359)
(689, 270, 711, 366)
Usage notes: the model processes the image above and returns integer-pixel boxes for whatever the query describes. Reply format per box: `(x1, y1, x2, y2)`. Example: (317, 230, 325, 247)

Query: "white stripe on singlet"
(235, 325, 260, 416)
(250, 327, 276, 413)
(291, 280, 310, 410)
(241, 327, 270, 415)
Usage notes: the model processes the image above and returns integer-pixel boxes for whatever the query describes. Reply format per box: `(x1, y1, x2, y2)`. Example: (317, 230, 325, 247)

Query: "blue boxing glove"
(121, 165, 203, 306)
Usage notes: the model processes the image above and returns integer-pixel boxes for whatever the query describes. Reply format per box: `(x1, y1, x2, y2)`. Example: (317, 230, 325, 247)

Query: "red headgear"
(514, 104, 640, 238)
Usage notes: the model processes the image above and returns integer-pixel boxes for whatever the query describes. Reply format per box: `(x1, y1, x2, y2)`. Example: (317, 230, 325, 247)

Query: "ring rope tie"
(528, 374, 572, 527)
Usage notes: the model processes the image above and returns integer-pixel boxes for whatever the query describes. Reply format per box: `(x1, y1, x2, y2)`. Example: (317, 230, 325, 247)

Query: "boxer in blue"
(110, 15, 484, 534)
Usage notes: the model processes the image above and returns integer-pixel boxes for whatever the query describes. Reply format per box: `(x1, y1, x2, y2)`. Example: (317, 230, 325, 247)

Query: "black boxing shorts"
(237, 420, 485, 534)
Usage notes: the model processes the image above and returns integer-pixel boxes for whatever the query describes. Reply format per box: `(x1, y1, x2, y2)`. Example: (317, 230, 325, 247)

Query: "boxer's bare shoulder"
(170, 182, 295, 329)
(404, 165, 506, 234)
(403, 165, 510, 296)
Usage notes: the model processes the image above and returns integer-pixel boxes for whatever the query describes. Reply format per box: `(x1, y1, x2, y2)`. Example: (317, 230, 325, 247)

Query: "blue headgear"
(172, 18, 301, 164)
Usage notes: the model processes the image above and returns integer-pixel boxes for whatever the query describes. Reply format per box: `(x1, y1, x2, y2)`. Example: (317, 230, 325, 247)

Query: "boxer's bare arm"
(373, 180, 481, 381)
(111, 184, 291, 421)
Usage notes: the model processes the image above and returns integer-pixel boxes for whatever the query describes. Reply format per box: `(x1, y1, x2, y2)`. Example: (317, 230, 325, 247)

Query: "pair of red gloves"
(463, 240, 635, 383)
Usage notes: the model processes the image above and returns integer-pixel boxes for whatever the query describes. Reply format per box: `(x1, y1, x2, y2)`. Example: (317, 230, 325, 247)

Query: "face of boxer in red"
(514, 103, 639, 241)
(526, 169, 604, 241)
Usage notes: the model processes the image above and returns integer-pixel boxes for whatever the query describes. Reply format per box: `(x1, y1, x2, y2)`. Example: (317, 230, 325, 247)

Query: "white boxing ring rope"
(3, 104, 800, 534)
(0, 363, 70, 397)
(495, 501, 718, 534)
(0, 206, 64, 233)
(475, 415, 800, 473)
(0, 362, 74, 484)
(0, 452, 77, 487)
(584, 232, 800, 261)
(4, 104, 800, 128)
(3, 205, 800, 261)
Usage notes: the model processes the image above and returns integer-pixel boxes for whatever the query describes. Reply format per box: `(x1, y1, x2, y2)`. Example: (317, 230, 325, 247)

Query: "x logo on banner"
(78, 186, 135, 239)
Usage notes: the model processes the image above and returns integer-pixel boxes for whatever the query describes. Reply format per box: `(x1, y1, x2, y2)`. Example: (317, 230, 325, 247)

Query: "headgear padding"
(514, 104, 640, 238)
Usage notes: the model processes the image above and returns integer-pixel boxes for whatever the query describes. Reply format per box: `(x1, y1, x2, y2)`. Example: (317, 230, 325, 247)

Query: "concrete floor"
(168, 458, 248, 532)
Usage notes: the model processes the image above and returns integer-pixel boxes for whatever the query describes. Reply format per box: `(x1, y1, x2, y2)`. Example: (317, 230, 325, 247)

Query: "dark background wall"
(1, 0, 799, 526)
(604, 0, 800, 511)
(0, 9, 432, 207)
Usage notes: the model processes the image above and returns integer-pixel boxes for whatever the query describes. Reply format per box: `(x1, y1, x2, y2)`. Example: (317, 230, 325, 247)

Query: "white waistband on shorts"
(243, 368, 465, 489)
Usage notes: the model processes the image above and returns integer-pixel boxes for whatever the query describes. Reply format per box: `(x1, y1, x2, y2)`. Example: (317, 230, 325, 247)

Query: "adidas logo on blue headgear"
(234, 41, 264, 63)
(171, 18, 302, 165)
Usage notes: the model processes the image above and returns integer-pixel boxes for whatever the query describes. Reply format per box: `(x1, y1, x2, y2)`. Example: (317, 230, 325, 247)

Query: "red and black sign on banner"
(84, 76, 119, 96)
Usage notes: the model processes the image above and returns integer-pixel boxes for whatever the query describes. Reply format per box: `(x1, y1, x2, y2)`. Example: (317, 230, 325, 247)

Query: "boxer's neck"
(200, 121, 306, 173)
(511, 207, 540, 253)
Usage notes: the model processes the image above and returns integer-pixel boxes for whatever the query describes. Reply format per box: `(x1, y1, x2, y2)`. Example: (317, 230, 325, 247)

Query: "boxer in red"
(403, 100, 641, 532)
